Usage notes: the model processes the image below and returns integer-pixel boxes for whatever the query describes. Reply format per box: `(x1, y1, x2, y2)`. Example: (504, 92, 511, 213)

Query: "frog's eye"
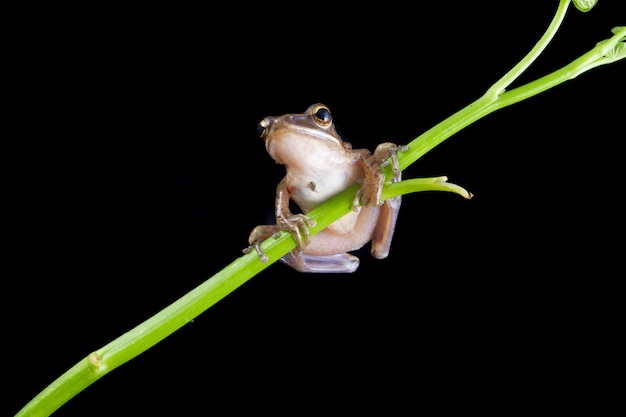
(312, 104, 332, 127)
(257, 120, 268, 139)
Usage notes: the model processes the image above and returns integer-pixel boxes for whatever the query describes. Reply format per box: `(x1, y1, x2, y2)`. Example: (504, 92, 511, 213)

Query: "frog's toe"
(243, 241, 269, 263)
(245, 225, 282, 263)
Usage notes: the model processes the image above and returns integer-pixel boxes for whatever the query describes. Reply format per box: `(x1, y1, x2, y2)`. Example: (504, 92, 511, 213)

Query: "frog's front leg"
(245, 179, 316, 264)
(274, 178, 316, 249)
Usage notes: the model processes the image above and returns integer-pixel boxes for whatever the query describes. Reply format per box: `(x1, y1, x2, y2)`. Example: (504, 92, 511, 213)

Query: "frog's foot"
(375, 142, 408, 183)
(244, 225, 282, 263)
(281, 251, 360, 273)
(277, 213, 317, 251)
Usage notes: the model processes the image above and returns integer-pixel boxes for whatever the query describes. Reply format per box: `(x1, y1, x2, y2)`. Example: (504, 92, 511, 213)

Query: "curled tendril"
(572, 0, 598, 12)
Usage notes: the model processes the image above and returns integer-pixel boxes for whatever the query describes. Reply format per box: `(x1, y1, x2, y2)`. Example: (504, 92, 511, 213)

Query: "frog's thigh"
(303, 205, 381, 256)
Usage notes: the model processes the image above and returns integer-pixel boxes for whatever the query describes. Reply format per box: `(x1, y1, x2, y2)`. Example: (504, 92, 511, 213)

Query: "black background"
(6, 3, 624, 416)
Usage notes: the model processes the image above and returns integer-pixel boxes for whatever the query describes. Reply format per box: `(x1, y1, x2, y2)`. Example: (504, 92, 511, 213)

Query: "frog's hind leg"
(281, 251, 360, 273)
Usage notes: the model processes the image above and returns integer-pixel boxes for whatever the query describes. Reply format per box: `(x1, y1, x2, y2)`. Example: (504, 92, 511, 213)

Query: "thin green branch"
(493, 25, 626, 110)
(15, 6, 625, 417)
(485, 0, 571, 99)
(398, 24, 625, 170)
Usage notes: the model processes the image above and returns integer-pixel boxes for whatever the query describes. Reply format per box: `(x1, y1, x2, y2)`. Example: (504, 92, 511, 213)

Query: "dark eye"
(257, 121, 268, 139)
(312, 104, 332, 126)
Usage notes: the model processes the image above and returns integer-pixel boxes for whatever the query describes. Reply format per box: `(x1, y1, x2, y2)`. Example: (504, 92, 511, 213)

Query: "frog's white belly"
(289, 165, 359, 212)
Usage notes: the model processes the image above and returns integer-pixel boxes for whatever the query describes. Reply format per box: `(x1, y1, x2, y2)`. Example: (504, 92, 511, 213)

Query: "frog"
(245, 103, 406, 273)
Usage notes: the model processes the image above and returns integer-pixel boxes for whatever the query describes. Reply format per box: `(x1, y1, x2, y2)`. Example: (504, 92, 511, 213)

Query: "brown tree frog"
(246, 103, 406, 273)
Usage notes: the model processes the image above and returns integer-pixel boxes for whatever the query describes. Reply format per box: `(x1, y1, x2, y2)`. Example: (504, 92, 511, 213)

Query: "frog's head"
(257, 103, 346, 165)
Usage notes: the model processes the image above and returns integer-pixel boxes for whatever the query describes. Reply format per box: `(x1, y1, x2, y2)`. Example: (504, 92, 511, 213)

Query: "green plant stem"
(16, 249, 276, 417)
(399, 23, 625, 170)
(16, 9, 625, 417)
(486, 0, 571, 98)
